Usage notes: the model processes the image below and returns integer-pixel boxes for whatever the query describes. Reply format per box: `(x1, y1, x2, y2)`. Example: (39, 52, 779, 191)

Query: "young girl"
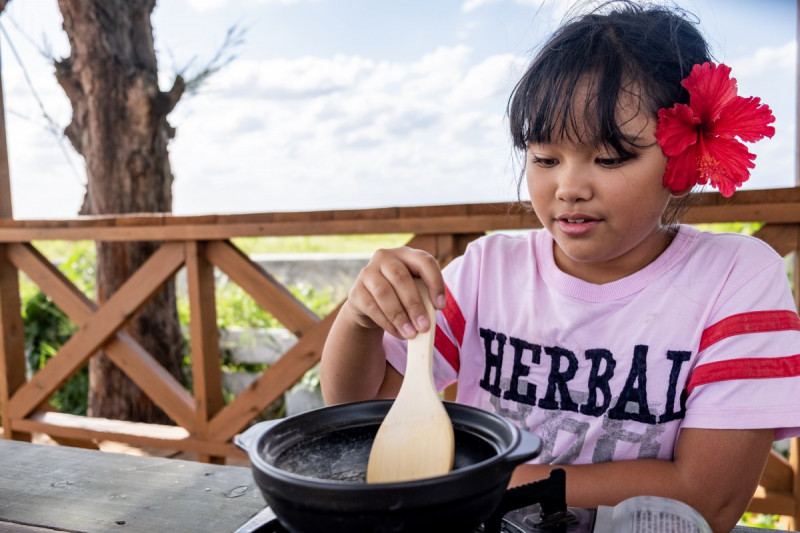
(320, 2, 800, 531)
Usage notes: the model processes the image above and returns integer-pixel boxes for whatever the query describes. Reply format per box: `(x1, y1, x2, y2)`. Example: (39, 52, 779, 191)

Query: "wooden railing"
(1, 187, 799, 524)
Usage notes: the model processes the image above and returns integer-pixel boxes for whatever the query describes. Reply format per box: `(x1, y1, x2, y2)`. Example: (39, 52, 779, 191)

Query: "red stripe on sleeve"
(434, 325, 460, 373)
(699, 310, 800, 352)
(443, 284, 466, 346)
(687, 353, 800, 394)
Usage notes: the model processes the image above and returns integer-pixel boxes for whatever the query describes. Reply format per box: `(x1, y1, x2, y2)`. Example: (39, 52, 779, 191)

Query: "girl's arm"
(320, 247, 445, 405)
(509, 427, 774, 533)
(319, 300, 404, 404)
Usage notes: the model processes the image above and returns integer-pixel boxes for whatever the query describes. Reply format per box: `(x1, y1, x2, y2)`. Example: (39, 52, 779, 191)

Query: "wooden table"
(0, 439, 266, 532)
(0, 439, 788, 532)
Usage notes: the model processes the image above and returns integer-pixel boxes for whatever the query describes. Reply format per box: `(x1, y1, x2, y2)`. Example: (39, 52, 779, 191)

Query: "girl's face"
(526, 101, 673, 284)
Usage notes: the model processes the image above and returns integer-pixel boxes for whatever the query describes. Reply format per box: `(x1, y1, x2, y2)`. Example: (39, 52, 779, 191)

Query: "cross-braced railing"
(0, 188, 799, 523)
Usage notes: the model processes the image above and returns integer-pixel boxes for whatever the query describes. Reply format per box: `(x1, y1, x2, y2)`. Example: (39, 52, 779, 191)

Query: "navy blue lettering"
(502, 337, 540, 405)
(609, 345, 656, 423)
(538, 346, 579, 412)
(479, 328, 505, 397)
(580, 348, 616, 417)
(658, 350, 690, 423)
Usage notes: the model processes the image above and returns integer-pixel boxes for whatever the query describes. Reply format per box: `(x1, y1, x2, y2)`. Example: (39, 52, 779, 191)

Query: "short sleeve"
(682, 243, 800, 440)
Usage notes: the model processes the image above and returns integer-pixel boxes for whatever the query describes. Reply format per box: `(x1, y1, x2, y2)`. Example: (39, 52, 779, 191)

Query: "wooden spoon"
(366, 278, 455, 483)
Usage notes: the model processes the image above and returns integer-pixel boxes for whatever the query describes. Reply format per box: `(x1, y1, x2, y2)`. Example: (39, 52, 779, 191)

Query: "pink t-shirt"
(384, 225, 800, 465)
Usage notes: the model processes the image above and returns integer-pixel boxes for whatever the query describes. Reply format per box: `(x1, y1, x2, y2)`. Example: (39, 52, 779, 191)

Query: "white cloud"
(461, 0, 502, 14)
(212, 55, 376, 99)
(183, 0, 307, 12)
(168, 46, 525, 215)
(461, 0, 570, 14)
(730, 41, 796, 78)
(726, 41, 797, 192)
(450, 54, 525, 105)
(4, 0, 795, 220)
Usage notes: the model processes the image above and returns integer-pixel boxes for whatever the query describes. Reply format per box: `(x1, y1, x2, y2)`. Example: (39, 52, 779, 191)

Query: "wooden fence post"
(0, 39, 28, 440)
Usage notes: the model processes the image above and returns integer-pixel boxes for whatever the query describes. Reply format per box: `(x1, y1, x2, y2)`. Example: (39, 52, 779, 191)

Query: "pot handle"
(504, 429, 543, 464)
(233, 419, 282, 453)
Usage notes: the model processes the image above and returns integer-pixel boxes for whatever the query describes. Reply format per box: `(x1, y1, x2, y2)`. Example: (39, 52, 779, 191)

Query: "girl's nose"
(555, 167, 594, 203)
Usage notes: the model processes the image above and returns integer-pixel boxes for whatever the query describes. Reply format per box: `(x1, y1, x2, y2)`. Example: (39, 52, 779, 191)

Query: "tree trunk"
(56, 0, 187, 423)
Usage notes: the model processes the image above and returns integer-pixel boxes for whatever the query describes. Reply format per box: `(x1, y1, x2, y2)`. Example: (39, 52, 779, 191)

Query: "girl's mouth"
(556, 216, 601, 236)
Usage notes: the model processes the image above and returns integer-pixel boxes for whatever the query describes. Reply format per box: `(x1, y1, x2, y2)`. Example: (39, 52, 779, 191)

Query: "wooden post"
(0, 30, 12, 218)
(185, 241, 224, 463)
(0, 38, 28, 441)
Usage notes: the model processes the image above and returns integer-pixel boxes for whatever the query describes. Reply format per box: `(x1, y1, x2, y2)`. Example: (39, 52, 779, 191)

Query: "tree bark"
(56, 0, 187, 423)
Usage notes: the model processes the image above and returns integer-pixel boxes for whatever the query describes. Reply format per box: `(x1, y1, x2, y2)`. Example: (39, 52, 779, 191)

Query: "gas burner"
(235, 504, 596, 533)
(502, 505, 596, 532)
(234, 470, 587, 533)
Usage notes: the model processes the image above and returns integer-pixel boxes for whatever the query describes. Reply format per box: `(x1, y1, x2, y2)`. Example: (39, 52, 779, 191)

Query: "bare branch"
(180, 23, 246, 95)
(157, 74, 185, 115)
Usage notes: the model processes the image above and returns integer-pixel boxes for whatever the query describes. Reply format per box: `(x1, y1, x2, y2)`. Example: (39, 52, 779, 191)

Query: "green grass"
(232, 234, 412, 254)
(738, 512, 781, 529)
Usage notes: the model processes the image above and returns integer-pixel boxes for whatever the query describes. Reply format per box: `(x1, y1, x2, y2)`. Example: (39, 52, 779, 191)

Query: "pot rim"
(246, 400, 529, 491)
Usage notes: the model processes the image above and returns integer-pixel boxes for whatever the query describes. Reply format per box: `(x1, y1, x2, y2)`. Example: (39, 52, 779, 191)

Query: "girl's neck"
(552, 225, 678, 285)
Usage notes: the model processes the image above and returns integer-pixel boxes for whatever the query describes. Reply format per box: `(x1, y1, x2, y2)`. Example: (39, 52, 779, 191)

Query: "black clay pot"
(235, 400, 546, 533)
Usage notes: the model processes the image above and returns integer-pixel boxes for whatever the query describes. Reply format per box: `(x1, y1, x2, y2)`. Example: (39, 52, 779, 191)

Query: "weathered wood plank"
(14, 412, 243, 458)
(6, 242, 93, 317)
(7, 243, 185, 420)
(208, 303, 342, 441)
(185, 241, 224, 445)
(0, 520, 74, 532)
(0, 62, 13, 219)
(748, 488, 798, 517)
(752, 224, 800, 257)
(1, 203, 793, 242)
(0, 439, 262, 532)
(0, 188, 797, 242)
(759, 450, 795, 491)
(205, 240, 318, 336)
(0, 245, 27, 440)
(6, 243, 197, 430)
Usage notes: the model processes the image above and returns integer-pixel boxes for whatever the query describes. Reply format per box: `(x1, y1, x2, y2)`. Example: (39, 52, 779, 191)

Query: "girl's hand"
(347, 247, 446, 339)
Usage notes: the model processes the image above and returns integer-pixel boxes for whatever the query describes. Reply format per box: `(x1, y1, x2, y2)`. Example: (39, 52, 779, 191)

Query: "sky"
(0, 0, 796, 219)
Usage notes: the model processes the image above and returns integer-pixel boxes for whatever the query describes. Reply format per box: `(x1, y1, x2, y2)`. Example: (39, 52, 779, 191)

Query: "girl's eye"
(595, 156, 627, 168)
(530, 156, 557, 168)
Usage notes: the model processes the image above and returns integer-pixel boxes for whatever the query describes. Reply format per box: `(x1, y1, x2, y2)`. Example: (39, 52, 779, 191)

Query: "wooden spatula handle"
(404, 278, 437, 387)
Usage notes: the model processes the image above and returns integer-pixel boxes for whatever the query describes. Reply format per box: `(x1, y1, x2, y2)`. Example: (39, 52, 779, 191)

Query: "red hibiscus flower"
(655, 62, 775, 197)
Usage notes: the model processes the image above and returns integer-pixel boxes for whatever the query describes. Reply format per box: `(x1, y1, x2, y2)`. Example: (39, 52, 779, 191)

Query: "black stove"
(234, 505, 595, 533)
(234, 470, 596, 533)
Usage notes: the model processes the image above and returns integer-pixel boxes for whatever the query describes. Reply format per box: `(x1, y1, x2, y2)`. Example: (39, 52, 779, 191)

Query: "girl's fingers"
(348, 246, 446, 338)
(380, 264, 430, 335)
(412, 253, 447, 310)
(363, 273, 417, 339)
(347, 282, 404, 338)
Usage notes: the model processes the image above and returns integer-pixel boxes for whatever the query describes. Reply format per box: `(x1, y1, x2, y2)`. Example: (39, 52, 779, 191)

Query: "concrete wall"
(216, 253, 371, 416)
(251, 252, 370, 301)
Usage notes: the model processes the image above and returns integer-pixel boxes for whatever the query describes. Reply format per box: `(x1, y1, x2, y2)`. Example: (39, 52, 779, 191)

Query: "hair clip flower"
(654, 62, 775, 197)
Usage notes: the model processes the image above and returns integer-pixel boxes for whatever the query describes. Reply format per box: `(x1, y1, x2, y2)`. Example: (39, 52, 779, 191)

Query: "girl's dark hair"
(509, 0, 712, 158)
